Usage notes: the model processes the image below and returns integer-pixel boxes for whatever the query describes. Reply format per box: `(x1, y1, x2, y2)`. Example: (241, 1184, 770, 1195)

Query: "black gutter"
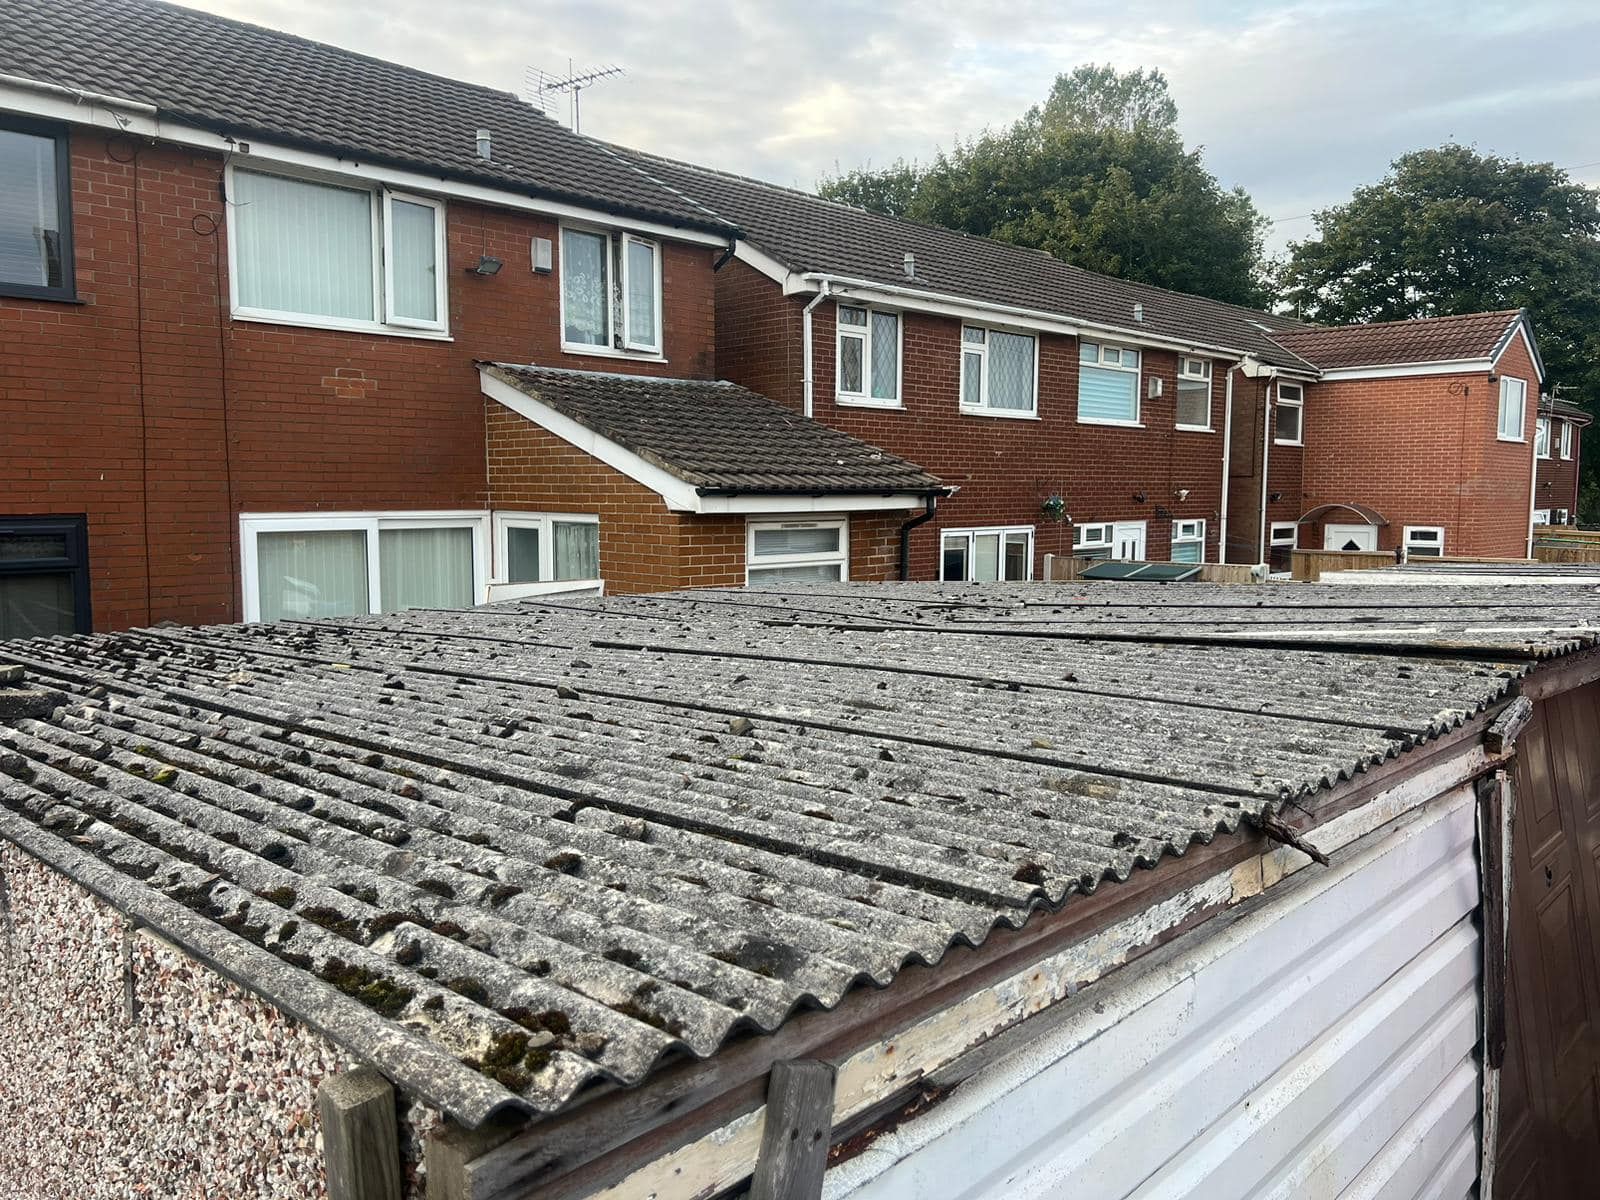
(899, 493, 940, 581)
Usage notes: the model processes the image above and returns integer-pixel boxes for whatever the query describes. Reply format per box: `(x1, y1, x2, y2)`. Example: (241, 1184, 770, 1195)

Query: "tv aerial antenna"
(524, 61, 624, 133)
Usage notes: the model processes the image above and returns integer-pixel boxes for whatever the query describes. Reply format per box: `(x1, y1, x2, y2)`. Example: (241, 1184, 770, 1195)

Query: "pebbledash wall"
(714, 262, 1233, 576)
(1, 126, 717, 632)
(1300, 333, 1542, 558)
(0, 842, 437, 1200)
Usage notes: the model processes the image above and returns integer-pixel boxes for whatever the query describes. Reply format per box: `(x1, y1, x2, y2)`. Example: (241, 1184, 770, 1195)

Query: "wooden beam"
(750, 1061, 837, 1200)
(319, 1068, 402, 1200)
(1485, 696, 1533, 754)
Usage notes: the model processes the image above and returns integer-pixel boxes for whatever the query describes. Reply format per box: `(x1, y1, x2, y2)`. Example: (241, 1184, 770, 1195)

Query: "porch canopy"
(1298, 501, 1389, 526)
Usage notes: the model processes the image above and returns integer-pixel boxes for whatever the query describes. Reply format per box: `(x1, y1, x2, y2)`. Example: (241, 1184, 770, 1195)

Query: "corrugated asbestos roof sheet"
(1, 0, 731, 234)
(2, 582, 1596, 1126)
(483, 364, 946, 495)
(1271, 310, 1525, 369)
(617, 149, 1319, 372)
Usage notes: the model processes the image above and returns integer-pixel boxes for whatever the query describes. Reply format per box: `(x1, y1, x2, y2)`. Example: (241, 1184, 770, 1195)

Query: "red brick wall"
(0, 125, 717, 630)
(714, 258, 801, 412)
(1223, 376, 1307, 564)
(1534, 420, 1582, 519)
(1301, 339, 1540, 558)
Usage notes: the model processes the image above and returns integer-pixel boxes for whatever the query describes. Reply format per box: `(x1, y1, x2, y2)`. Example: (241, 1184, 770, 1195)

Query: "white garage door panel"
(827, 792, 1482, 1200)
(1341, 1057, 1478, 1200)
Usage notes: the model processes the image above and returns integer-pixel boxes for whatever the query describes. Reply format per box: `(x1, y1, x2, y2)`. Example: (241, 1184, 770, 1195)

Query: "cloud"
(184, 0, 1600, 251)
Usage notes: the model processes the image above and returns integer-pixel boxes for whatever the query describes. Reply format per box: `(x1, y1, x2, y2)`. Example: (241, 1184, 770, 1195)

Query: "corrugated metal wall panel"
(827, 790, 1481, 1200)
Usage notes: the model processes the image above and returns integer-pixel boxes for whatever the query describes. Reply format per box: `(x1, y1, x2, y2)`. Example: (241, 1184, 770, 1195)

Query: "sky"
(188, 0, 1600, 256)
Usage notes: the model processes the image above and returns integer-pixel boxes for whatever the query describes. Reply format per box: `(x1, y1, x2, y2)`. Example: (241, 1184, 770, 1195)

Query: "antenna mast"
(523, 61, 624, 133)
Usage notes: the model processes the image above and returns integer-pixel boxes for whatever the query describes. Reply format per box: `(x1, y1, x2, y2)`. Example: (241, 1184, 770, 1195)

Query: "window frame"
(835, 304, 902, 408)
(0, 514, 92, 636)
(1268, 521, 1298, 577)
(939, 526, 1035, 582)
(1535, 416, 1552, 459)
(239, 510, 488, 622)
(1175, 357, 1213, 432)
(226, 163, 450, 339)
(1497, 377, 1527, 442)
(0, 115, 77, 303)
(1402, 525, 1446, 560)
(1073, 521, 1116, 558)
(559, 222, 667, 359)
(1170, 518, 1206, 563)
(745, 518, 850, 584)
(1560, 420, 1575, 460)
(490, 511, 602, 600)
(959, 325, 1040, 418)
(1077, 341, 1143, 426)
(1274, 382, 1304, 446)
(619, 234, 664, 354)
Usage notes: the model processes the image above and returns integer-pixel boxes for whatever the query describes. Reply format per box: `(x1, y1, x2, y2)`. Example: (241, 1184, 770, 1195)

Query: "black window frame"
(0, 115, 77, 303)
(0, 515, 92, 637)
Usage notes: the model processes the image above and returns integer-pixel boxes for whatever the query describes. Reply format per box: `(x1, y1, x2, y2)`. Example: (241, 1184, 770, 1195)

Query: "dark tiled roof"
(1545, 396, 1593, 425)
(1, 583, 1594, 1122)
(1271, 310, 1525, 370)
(483, 364, 945, 495)
(0, 0, 731, 234)
(617, 149, 1319, 371)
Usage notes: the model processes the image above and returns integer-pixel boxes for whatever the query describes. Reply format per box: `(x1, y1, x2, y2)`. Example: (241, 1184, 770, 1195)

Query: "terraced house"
(0, 0, 1576, 640)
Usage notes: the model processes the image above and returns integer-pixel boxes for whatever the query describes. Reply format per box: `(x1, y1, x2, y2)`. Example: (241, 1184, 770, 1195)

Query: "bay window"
(1176, 358, 1212, 430)
(960, 327, 1038, 416)
(1170, 519, 1206, 563)
(230, 167, 446, 334)
(1078, 342, 1141, 424)
(1274, 382, 1304, 445)
(242, 513, 486, 622)
(1497, 377, 1526, 441)
(941, 527, 1033, 582)
(747, 520, 849, 584)
(560, 226, 662, 354)
(0, 117, 74, 301)
(836, 306, 900, 406)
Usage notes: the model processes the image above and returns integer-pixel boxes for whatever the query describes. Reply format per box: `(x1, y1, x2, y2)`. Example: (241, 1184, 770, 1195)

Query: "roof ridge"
(1275, 309, 1523, 338)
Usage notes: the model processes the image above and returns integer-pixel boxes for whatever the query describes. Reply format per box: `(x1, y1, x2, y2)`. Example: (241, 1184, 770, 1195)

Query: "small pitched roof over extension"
(621, 149, 1318, 371)
(1, 0, 732, 234)
(1272, 309, 1533, 372)
(1546, 396, 1593, 425)
(1, 584, 1595, 1124)
(482, 364, 946, 496)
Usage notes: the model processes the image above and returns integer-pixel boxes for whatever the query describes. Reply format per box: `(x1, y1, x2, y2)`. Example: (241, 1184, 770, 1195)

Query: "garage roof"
(1, 583, 1595, 1125)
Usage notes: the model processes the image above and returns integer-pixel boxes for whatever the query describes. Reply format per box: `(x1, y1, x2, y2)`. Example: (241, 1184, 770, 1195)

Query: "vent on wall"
(532, 237, 554, 273)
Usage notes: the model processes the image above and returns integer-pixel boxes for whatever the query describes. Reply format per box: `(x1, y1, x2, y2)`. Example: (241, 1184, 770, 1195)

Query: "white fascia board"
(480, 371, 703, 512)
(0, 79, 728, 248)
(1491, 322, 1544, 383)
(698, 493, 929, 514)
(732, 241, 800, 288)
(1318, 359, 1494, 381)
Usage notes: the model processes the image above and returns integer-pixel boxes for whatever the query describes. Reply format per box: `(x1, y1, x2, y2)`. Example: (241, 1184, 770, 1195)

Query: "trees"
(817, 66, 1271, 308)
(1282, 145, 1600, 519)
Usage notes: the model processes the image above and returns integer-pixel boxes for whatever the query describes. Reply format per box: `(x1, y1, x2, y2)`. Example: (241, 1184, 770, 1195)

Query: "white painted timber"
(825, 789, 1482, 1200)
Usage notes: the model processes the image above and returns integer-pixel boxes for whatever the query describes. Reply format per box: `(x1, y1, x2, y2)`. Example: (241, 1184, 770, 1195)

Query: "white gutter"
(1219, 364, 1238, 564)
(0, 71, 158, 116)
(801, 281, 831, 419)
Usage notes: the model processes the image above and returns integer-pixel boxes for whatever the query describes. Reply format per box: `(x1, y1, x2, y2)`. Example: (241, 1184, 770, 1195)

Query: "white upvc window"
(1498, 377, 1527, 441)
(1402, 525, 1445, 560)
(1274, 382, 1304, 445)
(228, 165, 447, 336)
(1268, 521, 1298, 575)
(490, 512, 601, 599)
(1560, 420, 1575, 459)
(940, 526, 1033, 582)
(1170, 519, 1206, 563)
(1553, 508, 1570, 524)
(960, 326, 1038, 417)
(836, 305, 901, 406)
(747, 519, 849, 585)
(1176, 357, 1213, 430)
(1532, 509, 1552, 527)
(1078, 341, 1141, 425)
(1535, 416, 1552, 458)
(1073, 521, 1115, 560)
(559, 225, 663, 356)
(240, 511, 488, 623)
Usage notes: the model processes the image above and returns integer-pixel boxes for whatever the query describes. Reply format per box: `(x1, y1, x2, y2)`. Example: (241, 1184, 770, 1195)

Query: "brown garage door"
(1499, 680, 1600, 1197)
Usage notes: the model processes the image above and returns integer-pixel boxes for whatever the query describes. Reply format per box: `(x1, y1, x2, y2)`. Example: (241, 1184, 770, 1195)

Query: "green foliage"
(1283, 145, 1600, 521)
(817, 64, 1271, 307)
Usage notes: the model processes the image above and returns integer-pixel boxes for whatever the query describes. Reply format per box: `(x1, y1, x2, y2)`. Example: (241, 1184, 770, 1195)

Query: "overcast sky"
(191, 0, 1600, 255)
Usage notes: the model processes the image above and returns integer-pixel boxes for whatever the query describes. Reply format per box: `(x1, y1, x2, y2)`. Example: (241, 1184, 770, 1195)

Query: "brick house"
(1533, 398, 1589, 526)
(0, 0, 942, 639)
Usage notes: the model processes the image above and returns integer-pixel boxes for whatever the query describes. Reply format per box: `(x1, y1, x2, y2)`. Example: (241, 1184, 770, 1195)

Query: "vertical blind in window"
(625, 237, 658, 348)
(233, 171, 375, 321)
(554, 522, 600, 580)
(388, 198, 439, 323)
(256, 529, 370, 622)
(562, 228, 608, 345)
(379, 527, 474, 612)
(0, 128, 62, 290)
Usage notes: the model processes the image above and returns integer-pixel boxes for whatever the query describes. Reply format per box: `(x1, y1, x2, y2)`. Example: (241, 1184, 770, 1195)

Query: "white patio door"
(1324, 523, 1378, 551)
(1113, 521, 1146, 561)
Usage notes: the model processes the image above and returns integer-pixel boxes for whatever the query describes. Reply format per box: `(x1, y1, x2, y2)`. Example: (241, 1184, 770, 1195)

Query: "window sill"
(1175, 424, 1215, 433)
(561, 343, 667, 364)
(1536, 453, 1553, 460)
(960, 406, 1040, 420)
(485, 579, 603, 602)
(836, 397, 904, 410)
(1077, 418, 1144, 428)
(1274, 439, 1303, 447)
(0, 284, 84, 304)
(233, 310, 453, 341)
(1497, 435, 1525, 444)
